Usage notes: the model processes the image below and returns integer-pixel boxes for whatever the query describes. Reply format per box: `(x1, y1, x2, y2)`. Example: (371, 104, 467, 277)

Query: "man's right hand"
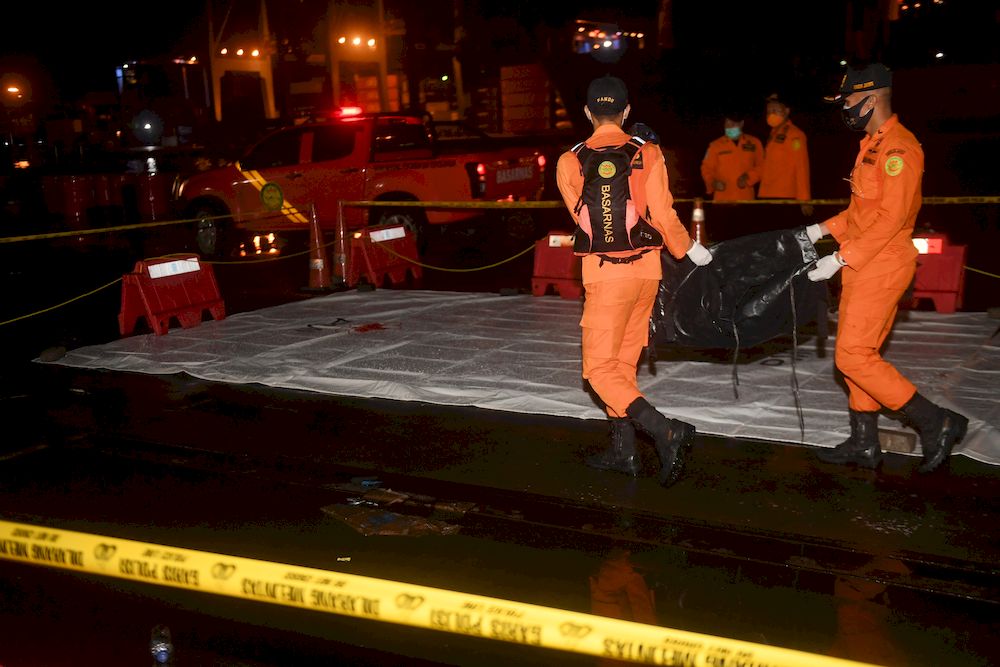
(687, 241, 713, 266)
(713, 180, 726, 192)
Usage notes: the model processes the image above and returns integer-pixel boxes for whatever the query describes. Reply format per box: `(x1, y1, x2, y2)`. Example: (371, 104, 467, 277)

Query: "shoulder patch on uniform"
(792, 138, 801, 151)
(885, 155, 905, 176)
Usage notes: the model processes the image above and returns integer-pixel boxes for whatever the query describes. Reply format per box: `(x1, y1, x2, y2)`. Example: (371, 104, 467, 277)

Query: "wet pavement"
(1, 216, 999, 666)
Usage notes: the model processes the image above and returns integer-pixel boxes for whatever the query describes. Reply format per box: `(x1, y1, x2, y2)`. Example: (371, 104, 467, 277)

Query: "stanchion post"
(303, 203, 333, 292)
(334, 200, 348, 287)
(690, 196, 708, 245)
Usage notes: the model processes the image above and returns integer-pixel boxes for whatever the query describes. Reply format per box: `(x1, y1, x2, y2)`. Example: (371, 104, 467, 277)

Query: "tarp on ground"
(40, 290, 1000, 466)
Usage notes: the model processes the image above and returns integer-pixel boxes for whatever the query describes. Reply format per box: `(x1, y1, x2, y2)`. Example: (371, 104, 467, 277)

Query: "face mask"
(724, 127, 742, 140)
(841, 96, 873, 132)
(766, 113, 785, 128)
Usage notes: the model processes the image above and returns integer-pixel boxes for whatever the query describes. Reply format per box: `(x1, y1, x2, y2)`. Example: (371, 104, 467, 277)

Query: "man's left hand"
(807, 254, 844, 281)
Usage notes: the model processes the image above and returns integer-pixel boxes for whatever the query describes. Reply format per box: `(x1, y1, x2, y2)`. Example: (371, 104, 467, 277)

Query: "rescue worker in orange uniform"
(556, 76, 713, 487)
(759, 92, 813, 215)
(700, 111, 764, 201)
(807, 63, 968, 472)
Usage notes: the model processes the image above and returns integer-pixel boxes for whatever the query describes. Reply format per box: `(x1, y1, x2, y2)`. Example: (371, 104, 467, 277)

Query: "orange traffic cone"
(303, 205, 333, 292)
(689, 197, 708, 245)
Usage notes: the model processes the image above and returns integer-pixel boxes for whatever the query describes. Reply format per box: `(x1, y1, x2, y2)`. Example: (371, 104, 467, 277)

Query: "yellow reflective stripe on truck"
(238, 164, 310, 224)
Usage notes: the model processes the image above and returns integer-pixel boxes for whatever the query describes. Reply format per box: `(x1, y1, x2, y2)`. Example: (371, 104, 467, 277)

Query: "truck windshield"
(241, 129, 304, 170)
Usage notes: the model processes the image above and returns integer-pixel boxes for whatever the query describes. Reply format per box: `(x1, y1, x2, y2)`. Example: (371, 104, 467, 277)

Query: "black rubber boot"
(817, 410, 882, 469)
(585, 418, 641, 477)
(900, 393, 969, 473)
(625, 397, 694, 488)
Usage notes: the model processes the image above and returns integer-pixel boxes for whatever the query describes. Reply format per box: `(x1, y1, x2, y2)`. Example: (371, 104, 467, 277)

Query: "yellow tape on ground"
(0, 519, 873, 666)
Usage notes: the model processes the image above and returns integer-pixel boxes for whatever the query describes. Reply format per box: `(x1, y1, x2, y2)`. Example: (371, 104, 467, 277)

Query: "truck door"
(298, 123, 367, 228)
(235, 126, 314, 229)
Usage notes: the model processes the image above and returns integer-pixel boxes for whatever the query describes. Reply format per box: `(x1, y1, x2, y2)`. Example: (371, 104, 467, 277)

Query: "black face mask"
(841, 95, 873, 132)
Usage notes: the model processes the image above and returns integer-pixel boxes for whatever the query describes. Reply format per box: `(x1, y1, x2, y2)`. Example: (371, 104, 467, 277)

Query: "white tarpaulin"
(41, 290, 1000, 465)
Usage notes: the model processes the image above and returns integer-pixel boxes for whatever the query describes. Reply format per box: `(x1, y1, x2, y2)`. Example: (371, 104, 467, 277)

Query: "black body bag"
(652, 227, 823, 349)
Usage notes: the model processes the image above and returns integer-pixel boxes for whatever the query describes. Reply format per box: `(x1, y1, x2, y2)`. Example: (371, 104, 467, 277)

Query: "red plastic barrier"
(347, 224, 422, 288)
(119, 254, 226, 336)
(911, 233, 966, 313)
(93, 173, 125, 207)
(41, 175, 65, 216)
(531, 233, 582, 299)
(62, 175, 95, 229)
(136, 173, 172, 221)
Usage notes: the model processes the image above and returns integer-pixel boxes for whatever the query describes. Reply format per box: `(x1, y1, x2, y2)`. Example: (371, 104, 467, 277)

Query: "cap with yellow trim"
(824, 63, 893, 104)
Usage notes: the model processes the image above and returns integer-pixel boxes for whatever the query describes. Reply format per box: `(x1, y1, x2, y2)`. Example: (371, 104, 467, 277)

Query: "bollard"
(334, 200, 348, 287)
(303, 204, 334, 292)
(689, 196, 708, 245)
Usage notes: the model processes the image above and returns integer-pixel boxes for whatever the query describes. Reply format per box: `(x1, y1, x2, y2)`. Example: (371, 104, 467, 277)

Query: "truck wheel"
(191, 202, 232, 259)
(377, 208, 429, 257)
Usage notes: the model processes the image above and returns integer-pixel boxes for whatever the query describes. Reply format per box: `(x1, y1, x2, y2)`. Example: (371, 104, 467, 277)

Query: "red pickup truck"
(175, 113, 547, 258)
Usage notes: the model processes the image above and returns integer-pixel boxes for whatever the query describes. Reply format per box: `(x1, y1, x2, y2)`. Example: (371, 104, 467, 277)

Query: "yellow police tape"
(343, 196, 1000, 208)
(1, 195, 998, 245)
(0, 519, 873, 666)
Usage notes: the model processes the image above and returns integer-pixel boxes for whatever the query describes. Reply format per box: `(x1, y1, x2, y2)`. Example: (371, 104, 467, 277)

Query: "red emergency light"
(334, 106, 364, 118)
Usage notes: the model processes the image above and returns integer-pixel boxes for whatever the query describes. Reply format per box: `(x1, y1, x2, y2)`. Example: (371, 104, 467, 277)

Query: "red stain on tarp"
(353, 322, 386, 333)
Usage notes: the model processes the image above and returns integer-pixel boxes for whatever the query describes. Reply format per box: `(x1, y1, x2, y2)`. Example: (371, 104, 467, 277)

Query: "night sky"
(2, 0, 208, 102)
(1, 0, 996, 109)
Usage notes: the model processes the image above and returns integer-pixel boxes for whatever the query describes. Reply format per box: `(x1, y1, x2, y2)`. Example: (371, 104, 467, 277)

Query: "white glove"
(805, 224, 825, 244)
(807, 253, 844, 281)
(687, 241, 713, 266)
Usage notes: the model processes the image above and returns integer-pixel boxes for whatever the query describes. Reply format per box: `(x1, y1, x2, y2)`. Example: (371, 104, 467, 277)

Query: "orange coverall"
(700, 133, 763, 201)
(758, 119, 811, 201)
(824, 114, 922, 412)
(556, 124, 693, 418)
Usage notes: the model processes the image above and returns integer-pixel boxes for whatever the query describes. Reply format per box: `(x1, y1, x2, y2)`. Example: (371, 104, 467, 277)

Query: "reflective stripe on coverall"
(699, 133, 764, 201)
(759, 119, 811, 200)
(824, 114, 922, 412)
(556, 124, 692, 418)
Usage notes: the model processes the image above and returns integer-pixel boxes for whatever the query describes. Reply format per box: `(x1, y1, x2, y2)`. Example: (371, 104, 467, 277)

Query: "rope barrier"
(0, 277, 123, 328)
(1, 194, 997, 246)
(373, 239, 537, 273)
(1, 196, 997, 330)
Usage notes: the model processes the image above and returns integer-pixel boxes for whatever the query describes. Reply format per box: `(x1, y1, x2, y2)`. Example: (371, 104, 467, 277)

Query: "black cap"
(587, 75, 628, 115)
(765, 91, 788, 107)
(824, 63, 893, 103)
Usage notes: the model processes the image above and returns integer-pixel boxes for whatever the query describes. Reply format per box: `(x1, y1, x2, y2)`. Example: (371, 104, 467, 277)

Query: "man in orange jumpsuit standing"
(700, 111, 764, 201)
(758, 92, 813, 215)
(806, 63, 968, 472)
(556, 75, 713, 487)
